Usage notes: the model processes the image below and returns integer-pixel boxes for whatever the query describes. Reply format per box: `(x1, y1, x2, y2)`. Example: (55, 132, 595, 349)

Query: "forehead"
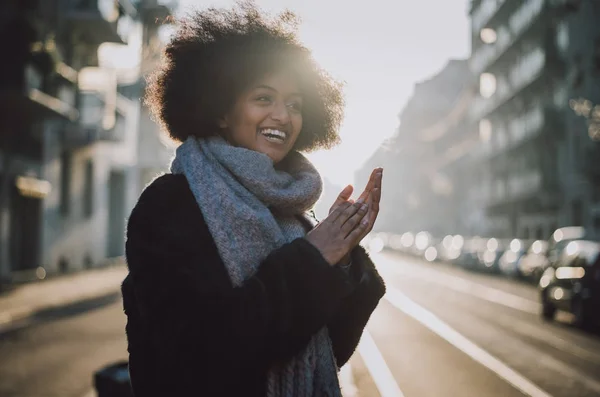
(250, 70, 302, 95)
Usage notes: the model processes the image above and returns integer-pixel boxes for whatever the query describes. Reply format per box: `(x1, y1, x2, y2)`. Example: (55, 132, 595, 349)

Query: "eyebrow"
(254, 84, 303, 98)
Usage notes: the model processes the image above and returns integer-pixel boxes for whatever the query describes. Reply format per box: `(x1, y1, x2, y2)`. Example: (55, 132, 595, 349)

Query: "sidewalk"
(0, 263, 128, 333)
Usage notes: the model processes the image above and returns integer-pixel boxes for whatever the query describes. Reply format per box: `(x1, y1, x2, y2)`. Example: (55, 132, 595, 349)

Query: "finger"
(328, 201, 353, 223)
(329, 184, 354, 214)
(358, 167, 383, 203)
(334, 200, 364, 227)
(365, 188, 380, 232)
(346, 216, 370, 245)
(367, 169, 382, 199)
(340, 202, 369, 236)
(373, 169, 383, 194)
(364, 173, 382, 225)
(356, 169, 378, 203)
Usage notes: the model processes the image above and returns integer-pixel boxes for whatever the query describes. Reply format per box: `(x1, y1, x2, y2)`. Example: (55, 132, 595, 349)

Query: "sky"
(104, 0, 471, 188)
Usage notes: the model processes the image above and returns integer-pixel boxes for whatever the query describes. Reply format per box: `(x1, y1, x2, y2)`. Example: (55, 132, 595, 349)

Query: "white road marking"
(490, 313, 600, 365)
(339, 364, 358, 397)
(376, 253, 600, 364)
(376, 254, 540, 314)
(357, 330, 405, 397)
(385, 288, 554, 397)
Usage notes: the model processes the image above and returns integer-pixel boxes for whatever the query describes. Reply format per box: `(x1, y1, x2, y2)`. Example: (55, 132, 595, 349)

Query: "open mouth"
(259, 128, 287, 144)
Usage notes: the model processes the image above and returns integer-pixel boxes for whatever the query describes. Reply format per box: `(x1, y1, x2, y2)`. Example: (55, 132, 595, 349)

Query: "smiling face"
(219, 70, 304, 164)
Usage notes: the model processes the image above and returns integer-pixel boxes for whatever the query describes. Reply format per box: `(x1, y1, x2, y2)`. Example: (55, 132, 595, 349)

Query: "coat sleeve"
(123, 175, 355, 372)
(327, 245, 386, 368)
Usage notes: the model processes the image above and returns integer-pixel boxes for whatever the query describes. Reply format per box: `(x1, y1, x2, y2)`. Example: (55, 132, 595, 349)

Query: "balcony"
(63, 88, 128, 148)
(0, 63, 78, 128)
(471, 0, 508, 34)
(470, 0, 545, 76)
(469, 45, 546, 122)
(479, 105, 560, 163)
(66, 0, 131, 44)
(508, 171, 542, 200)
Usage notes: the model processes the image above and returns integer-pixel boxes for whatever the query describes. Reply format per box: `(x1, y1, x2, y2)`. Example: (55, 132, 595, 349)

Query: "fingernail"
(362, 203, 368, 210)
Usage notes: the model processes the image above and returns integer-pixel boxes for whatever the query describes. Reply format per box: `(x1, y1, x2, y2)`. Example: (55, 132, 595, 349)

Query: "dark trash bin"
(94, 361, 133, 397)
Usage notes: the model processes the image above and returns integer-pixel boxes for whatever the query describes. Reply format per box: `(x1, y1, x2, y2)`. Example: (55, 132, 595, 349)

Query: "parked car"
(477, 238, 510, 273)
(437, 235, 464, 262)
(539, 240, 600, 329)
(518, 240, 550, 283)
(453, 237, 486, 270)
(498, 239, 533, 277)
(546, 226, 587, 265)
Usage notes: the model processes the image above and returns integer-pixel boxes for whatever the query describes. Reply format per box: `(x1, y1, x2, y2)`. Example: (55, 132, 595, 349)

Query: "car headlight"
(539, 267, 555, 288)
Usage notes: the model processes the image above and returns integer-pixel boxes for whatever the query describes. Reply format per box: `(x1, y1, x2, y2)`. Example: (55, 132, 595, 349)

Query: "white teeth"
(260, 129, 287, 140)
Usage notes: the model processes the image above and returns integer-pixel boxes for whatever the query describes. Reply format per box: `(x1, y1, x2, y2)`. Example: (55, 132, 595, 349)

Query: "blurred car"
(437, 235, 464, 262)
(546, 226, 587, 265)
(411, 231, 433, 258)
(539, 240, 600, 329)
(454, 237, 486, 270)
(518, 240, 550, 283)
(498, 239, 533, 277)
(477, 238, 510, 273)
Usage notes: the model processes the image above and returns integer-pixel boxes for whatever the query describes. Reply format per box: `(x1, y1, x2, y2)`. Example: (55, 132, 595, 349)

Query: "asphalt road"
(1, 250, 600, 397)
(356, 250, 600, 397)
(0, 294, 128, 397)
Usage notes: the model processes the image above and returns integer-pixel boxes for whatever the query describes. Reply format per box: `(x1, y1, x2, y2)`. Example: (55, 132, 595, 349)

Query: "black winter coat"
(121, 174, 386, 397)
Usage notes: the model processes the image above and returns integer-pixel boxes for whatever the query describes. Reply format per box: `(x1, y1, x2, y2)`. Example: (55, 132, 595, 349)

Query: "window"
(556, 22, 569, 53)
(83, 160, 94, 218)
(60, 152, 72, 216)
(480, 73, 497, 98)
(479, 119, 492, 142)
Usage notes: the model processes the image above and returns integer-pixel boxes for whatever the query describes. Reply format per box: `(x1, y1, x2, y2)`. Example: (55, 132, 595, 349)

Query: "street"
(0, 294, 128, 397)
(2, 251, 600, 397)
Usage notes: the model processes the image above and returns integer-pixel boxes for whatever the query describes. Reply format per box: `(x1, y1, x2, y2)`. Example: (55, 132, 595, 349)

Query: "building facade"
(355, 59, 472, 236)
(0, 0, 176, 285)
(468, 0, 600, 239)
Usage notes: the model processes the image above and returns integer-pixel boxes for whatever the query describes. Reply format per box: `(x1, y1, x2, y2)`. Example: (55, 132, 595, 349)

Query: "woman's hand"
(305, 201, 370, 265)
(328, 168, 383, 241)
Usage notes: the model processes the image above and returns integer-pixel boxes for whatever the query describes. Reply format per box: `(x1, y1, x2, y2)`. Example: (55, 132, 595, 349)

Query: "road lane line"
(339, 364, 358, 397)
(384, 288, 553, 397)
(358, 330, 405, 397)
(377, 253, 600, 362)
(375, 254, 540, 314)
(491, 313, 600, 365)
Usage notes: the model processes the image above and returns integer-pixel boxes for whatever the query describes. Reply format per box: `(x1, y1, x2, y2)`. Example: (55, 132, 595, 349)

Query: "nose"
(270, 100, 290, 125)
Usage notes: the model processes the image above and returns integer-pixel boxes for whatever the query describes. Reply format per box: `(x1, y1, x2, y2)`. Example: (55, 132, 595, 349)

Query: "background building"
(355, 59, 472, 236)
(468, 0, 600, 239)
(0, 0, 176, 285)
(357, 0, 600, 240)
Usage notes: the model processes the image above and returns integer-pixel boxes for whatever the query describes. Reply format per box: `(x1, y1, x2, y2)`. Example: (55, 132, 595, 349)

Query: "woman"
(122, 3, 385, 396)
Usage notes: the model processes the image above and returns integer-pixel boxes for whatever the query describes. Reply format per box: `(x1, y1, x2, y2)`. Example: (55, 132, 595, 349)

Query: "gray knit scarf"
(170, 136, 342, 397)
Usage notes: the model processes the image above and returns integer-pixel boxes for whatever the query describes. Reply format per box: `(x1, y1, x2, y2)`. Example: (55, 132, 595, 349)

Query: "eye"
(255, 95, 273, 104)
(287, 101, 303, 112)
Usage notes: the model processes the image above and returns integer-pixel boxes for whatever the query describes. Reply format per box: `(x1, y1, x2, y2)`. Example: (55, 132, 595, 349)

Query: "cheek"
(292, 114, 303, 136)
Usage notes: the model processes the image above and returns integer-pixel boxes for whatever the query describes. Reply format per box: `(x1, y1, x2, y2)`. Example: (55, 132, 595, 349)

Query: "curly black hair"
(145, 1, 345, 152)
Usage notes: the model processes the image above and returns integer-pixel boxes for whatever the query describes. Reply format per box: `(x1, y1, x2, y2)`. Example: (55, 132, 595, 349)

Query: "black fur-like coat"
(121, 174, 386, 397)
